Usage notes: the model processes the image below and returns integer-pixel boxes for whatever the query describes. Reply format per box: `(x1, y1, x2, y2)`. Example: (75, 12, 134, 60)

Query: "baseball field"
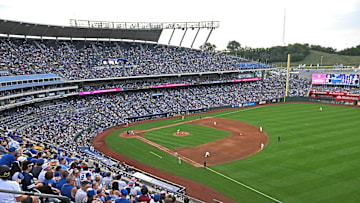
(93, 102, 360, 202)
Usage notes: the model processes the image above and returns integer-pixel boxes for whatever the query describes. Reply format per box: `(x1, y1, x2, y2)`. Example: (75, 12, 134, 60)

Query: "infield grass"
(106, 103, 360, 202)
(143, 123, 231, 149)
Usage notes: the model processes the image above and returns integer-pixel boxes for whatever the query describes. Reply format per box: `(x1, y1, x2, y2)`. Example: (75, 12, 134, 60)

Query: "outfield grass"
(106, 103, 360, 202)
(143, 123, 231, 149)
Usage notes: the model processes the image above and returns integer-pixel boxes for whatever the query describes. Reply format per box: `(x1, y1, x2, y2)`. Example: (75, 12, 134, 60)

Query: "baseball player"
(260, 126, 263, 133)
(214, 121, 216, 126)
(177, 129, 180, 135)
(319, 107, 323, 112)
(178, 156, 181, 164)
(182, 116, 184, 120)
(205, 151, 210, 157)
(261, 142, 264, 150)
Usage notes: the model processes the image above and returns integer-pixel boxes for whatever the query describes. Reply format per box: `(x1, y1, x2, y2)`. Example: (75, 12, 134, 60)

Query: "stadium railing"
(0, 188, 71, 203)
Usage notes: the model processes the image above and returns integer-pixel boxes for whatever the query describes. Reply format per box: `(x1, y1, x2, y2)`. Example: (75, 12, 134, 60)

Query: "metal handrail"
(0, 188, 70, 203)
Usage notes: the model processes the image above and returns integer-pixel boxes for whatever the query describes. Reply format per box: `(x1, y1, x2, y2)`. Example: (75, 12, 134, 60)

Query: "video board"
(312, 74, 359, 86)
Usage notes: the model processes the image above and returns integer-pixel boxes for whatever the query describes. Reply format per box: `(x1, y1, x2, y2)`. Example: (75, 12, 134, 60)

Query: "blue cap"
(54, 171, 60, 177)
(128, 181, 134, 185)
(86, 173, 91, 177)
(8, 147, 16, 152)
(17, 138, 22, 143)
(153, 194, 160, 201)
(87, 189, 97, 197)
(120, 189, 128, 196)
(27, 157, 33, 161)
(31, 158, 38, 163)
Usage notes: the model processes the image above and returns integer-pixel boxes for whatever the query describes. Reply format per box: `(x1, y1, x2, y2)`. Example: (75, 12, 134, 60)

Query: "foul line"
(150, 151, 162, 159)
(206, 167, 282, 203)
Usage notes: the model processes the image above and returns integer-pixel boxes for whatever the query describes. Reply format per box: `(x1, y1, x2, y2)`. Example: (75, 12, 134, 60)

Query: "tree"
(226, 40, 241, 52)
(338, 45, 360, 56)
(200, 42, 217, 52)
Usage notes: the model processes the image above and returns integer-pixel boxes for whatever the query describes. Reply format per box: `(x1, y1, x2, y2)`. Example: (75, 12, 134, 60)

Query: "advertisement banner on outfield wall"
(310, 90, 360, 97)
(312, 74, 326, 84)
(231, 104, 243, 108)
(243, 102, 256, 107)
(258, 101, 268, 105)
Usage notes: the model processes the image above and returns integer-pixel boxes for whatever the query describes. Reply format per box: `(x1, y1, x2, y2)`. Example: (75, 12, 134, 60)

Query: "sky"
(0, 0, 359, 51)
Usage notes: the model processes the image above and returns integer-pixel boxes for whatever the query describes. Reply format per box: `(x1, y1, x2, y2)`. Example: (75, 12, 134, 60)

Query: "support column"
(168, 28, 175, 45)
(191, 28, 200, 48)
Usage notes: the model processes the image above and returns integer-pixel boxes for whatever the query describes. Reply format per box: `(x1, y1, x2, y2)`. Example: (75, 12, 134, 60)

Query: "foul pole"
(284, 54, 291, 102)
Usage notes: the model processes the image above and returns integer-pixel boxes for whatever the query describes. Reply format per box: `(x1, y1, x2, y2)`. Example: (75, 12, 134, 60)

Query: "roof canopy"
(0, 19, 162, 42)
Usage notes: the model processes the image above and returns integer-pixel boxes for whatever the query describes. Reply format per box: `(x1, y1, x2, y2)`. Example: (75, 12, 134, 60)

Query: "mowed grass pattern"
(106, 103, 360, 202)
(143, 123, 231, 149)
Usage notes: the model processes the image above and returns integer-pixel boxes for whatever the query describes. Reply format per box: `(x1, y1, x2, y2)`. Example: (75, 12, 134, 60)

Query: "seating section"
(0, 38, 270, 80)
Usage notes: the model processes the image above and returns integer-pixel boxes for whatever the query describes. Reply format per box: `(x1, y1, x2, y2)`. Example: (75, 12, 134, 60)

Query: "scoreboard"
(312, 74, 359, 86)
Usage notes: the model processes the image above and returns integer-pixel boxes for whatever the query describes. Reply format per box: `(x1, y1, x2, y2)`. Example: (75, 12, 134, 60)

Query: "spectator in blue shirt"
(0, 147, 18, 167)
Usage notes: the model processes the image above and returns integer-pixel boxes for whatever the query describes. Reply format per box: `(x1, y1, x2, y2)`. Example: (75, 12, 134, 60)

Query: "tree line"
(200, 41, 360, 63)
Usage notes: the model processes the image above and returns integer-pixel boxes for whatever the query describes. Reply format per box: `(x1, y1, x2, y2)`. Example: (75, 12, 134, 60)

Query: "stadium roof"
(0, 19, 162, 42)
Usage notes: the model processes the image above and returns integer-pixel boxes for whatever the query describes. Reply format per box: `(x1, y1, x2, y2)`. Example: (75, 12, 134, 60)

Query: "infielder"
(261, 142, 264, 150)
(260, 126, 263, 133)
(205, 151, 210, 157)
(214, 121, 217, 126)
(177, 129, 180, 135)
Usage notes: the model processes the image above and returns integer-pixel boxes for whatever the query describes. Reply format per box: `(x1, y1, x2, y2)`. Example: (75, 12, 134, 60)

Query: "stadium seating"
(0, 38, 270, 80)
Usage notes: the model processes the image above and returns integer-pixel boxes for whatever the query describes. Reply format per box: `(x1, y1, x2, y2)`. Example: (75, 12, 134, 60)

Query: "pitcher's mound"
(173, 131, 190, 137)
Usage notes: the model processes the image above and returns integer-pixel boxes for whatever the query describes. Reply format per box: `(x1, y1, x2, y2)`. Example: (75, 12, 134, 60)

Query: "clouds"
(0, 0, 359, 50)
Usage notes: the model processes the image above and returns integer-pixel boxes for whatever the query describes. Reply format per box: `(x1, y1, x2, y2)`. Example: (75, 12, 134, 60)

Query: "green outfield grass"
(105, 103, 360, 202)
(143, 123, 231, 149)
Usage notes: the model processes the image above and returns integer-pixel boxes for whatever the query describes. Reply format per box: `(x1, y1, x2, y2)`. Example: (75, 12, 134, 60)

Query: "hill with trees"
(220, 40, 360, 66)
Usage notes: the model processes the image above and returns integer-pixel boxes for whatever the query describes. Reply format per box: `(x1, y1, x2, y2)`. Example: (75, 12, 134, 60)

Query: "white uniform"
(214, 122, 216, 126)
(261, 143, 264, 150)
(205, 152, 210, 157)
(320, 107, 323, 111)
(178, 156, 181, 164)
(182, 116, 184, 120)
(177, 129, 180, 135)
(260, 126, 263, 133)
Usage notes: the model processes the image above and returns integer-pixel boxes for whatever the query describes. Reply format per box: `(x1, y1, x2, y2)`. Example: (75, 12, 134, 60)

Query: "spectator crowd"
(0, 38, 270, 80)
